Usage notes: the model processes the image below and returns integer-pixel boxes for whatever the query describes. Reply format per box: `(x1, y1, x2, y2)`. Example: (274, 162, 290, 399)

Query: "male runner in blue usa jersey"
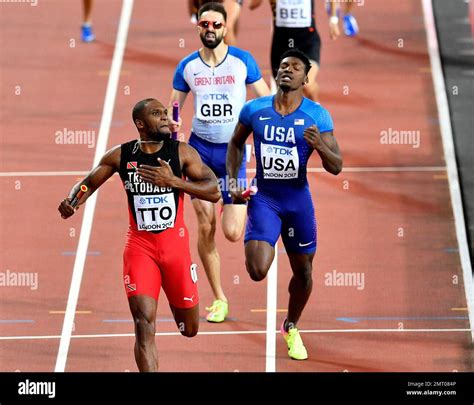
(227, 49, 342, 360)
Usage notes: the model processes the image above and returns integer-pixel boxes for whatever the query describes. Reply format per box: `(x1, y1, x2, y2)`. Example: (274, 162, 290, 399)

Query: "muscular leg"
(82, 0, 94, 24)
(128, 295, 159, 372)
(302, 61, 319, 101)
(283, 252, 315, 331)
(221, 204, 247, 242)
(244, 240, 275, 282)
(170, 304, 200, 337)
(223, 0, 241, 45)
(192, 199, 227, 302)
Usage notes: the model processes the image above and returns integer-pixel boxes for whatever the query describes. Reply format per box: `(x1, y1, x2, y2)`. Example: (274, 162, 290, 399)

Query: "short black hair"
(279, 49, 312, 75)
(132, 98, 156, 123)
(198, 2, 227, 22)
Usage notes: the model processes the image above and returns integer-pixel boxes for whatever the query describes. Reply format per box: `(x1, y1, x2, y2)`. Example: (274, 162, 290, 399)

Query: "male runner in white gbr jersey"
(169, 2, 270, 322)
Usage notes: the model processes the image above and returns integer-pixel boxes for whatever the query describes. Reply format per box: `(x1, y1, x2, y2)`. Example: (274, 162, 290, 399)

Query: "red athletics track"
(0, 0, 472, 372)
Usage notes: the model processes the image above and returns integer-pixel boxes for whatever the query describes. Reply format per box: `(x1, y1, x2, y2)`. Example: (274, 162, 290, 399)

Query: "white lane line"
(265, 242, 278, 373)
(54, 0, 134, 372)
(328, 166, 445, 173)
(2, 328, 472, 341)
(422, 0, 474, 342)
(0, 166, 447, 177)
(283, 166, 446, 173)
(0, 171, 89, 177)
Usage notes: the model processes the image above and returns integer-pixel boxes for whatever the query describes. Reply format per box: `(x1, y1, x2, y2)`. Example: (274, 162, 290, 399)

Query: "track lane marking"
(54, 0, 134, 372)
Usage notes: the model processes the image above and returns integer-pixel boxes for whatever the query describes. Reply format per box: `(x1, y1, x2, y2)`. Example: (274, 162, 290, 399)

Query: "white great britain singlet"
(173, 46, 262, 144)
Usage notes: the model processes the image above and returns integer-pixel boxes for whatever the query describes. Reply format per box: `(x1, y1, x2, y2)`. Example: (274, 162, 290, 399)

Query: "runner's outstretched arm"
(58, 146, 120, 219)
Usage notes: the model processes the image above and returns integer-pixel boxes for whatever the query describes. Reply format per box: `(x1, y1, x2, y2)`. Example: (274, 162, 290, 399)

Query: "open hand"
(137, 158, 176, 188)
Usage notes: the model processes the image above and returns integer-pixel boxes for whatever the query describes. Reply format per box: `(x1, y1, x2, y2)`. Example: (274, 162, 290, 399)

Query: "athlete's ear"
(134, 119, 144, 129)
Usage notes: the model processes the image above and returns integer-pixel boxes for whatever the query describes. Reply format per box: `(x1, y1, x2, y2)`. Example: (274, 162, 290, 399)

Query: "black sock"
(284, 319, 295, 332)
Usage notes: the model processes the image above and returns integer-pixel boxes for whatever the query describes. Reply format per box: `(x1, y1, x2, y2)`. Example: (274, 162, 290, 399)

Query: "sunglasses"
(198, 20, 225, 29)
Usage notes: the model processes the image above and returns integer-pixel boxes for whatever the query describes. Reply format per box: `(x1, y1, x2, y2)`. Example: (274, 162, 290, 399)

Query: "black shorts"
(271, 27, 321, 78)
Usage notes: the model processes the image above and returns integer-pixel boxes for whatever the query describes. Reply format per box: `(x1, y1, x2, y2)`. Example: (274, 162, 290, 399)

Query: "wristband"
(70, 184, 88, 208)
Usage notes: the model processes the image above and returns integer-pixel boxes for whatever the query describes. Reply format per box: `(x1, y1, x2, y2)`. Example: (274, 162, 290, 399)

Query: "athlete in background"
(189, 0, 244, 45)
(170, 2, 270, 323)
(250, 0, 341, 100)
(81, 0, 95, 42)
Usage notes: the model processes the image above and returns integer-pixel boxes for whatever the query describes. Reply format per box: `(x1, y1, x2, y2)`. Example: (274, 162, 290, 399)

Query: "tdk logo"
(203, 93, 229, 101)
(140, 196, 169, 204)
(266, 146, 293, 156)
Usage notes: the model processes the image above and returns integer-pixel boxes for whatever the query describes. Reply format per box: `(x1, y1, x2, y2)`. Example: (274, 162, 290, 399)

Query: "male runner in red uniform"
(58, 98, 220, 371)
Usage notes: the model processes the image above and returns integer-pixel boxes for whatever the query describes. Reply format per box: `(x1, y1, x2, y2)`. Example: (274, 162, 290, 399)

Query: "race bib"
(276, 0, 312, 28)
(197, 91, 235, 125)
(134, 193, 176, 231)
(261, 142, 299, 179)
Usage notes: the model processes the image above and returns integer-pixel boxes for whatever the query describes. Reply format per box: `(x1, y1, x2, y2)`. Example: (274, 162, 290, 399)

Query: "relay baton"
(241, 185, 258, 199)
(172, 101, 179, 140)
(70, 184, 88, 208)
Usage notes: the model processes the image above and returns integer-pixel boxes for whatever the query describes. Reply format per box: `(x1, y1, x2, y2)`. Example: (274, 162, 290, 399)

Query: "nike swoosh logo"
(259, 116, 272, 121)
(298, 241, 313, 247)
(193, 72, 203, 76)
